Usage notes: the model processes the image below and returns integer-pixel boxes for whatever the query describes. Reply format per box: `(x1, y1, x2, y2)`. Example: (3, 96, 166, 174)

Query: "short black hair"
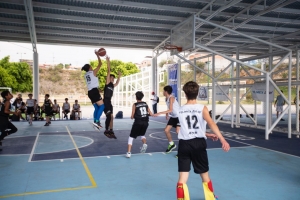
(163, 85, 173, 95)
(110, 74, 115, 78)
(135, 91, 144, 100)
(28, 93, 33, 96)
(81, 64, 90, 72)
(45, 94, 50, 97)
(1, 90, 10, 99)
(183, 81, 199, 100)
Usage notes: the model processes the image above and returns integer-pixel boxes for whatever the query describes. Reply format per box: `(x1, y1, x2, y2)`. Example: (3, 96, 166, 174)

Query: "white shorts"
(276, 106, 283, 112)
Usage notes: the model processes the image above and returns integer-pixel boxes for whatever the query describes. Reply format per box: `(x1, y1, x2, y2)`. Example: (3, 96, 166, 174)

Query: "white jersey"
(53, 103, 59, 110)
(178, 104, 207, 140)
(166, 95, 179, 117)
(26, 99, 35, 107)
(85, 71, 99, 91)
(73, 104, 80, 109)
(63, 102, 70, 110)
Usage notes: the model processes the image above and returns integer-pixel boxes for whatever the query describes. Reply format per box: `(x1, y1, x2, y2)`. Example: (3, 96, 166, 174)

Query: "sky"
(0, 41, 169, 67)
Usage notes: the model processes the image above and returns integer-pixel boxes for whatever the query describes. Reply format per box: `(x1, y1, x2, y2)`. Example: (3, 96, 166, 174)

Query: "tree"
(159, 59, 176, 68)
(0, 56, 33, 92)
(89, 59, 140, 90)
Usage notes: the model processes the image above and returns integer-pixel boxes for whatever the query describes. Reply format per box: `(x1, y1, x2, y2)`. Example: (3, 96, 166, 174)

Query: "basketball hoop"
(163, 45, 182, 53)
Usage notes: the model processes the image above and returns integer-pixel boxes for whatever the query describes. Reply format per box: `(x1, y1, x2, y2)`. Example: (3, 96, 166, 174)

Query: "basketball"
(97, 48, 106, 57)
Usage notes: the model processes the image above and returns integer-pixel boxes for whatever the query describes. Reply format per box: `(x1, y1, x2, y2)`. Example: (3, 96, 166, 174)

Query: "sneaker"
(44, 123, 49, 126)
(126, 152, 131, 158)
(175, 154, 178, 158)
(104, 130, 111, 138)
(49, 121, 51, 124)
(280, 118, 285, 121)
(109, 130, 117, 139)
(166, 143, 176, 153)
(140, 144, 148, 153)
(93, 122, 102, 130)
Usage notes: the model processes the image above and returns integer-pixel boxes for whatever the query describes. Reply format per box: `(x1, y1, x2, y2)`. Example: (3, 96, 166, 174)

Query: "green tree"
(0, 66, 17, 90)
(89, 59, 140, 90)
(0, 56, 33, 92)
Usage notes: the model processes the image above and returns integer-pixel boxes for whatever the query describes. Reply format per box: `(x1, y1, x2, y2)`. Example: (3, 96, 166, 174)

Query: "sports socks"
(93, 104, 105, 122)
(177, 183, 190, 200)
(93, 104, 98, 122)
(203, 180, 216, 200)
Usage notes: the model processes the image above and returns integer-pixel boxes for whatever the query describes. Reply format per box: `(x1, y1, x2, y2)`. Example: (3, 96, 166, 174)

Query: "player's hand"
(153, 113, 158, 117)
(166, 115, 169, 120)
(118, 71, 122, 77)
(220, 139, 230, 152)
(94, 49, 99, 56)
(206, 133, 218, 141)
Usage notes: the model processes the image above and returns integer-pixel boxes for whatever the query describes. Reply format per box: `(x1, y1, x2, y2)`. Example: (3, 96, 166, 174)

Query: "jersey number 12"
(186, 115, 199, 129)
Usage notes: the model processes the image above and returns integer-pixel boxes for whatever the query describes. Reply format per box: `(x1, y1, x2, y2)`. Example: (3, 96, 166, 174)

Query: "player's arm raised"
(202, 106, 230, 152)
(106, 56, 111, 85)
(93, 51, 102, 76)
(114, 71, 122, 87)
(131, 104, 136, 119)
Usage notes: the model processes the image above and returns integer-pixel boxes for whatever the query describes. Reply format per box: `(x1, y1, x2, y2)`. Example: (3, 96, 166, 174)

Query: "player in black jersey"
(103, 60, 122, 138)
(0, 91, 18, 148)
(42, 94, 53, 126)
(126, 91, 153, 158)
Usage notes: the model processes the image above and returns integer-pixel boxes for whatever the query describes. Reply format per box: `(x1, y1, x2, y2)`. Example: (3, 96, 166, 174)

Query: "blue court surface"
(0, 117, 300, 200)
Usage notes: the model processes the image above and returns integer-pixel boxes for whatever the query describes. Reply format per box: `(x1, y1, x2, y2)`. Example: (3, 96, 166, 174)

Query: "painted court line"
(0, 128, 97, 199)
(28, 132, 40, 162)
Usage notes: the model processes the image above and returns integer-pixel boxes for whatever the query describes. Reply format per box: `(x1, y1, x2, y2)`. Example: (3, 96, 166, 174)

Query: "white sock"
(169, 141, 174, 145)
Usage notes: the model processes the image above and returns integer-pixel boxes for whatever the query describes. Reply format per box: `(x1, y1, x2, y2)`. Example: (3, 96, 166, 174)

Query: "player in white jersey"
(81, 51, 106, 131)
(153, 85, 180, 153)
(26, 94, 35, 125)
(176, 81, 230, 200)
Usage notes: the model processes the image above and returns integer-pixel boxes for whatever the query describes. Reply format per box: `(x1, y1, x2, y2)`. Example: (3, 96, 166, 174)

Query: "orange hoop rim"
(163, 45, 182, 52)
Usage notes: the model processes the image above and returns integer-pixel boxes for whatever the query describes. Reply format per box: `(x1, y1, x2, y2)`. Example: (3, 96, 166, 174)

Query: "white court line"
(149, 119, 166, 125)
(0, 154, 30, 156)
(224, 137, 300, 159)
(27, 146, 254, 162)
(28, 132, 40, 162)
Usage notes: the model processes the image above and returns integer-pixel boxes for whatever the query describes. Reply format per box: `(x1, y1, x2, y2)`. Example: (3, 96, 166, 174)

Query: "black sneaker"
(104, 130, 111, 138)
(280, 118, 285, 121)
(44, 123, 49, 126)
(166, 143, 176, 153)
(109, 130, 117, 139)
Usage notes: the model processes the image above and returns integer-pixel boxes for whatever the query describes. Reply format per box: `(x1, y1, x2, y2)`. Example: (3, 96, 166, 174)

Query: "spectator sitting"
(13, 94, 23, 107)
(15, 98, 26, 120)
(34, 99, 41, 120)
(52, 99, 60, 117)
(72, 100, 81, 120)
(62, 98, 70, 119)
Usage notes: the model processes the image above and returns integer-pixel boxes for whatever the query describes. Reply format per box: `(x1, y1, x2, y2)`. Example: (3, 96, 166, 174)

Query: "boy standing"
(26, 94, 35, 125)
(126, 91, 153, 158)
(153, 85, 179, 153)
(274, 90, 285, 121)
(0, 91, 19, 147)
(176, 81, 230, 200)
(42, 94, 53, 126)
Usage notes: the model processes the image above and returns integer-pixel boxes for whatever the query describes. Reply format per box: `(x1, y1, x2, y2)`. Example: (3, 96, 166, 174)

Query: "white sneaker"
(140, 144, 148, 153)
(126, 152, 131, 158)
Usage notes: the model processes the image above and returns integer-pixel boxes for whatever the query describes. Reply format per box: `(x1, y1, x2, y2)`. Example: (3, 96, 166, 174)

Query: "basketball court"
(0, 117, 299, 200)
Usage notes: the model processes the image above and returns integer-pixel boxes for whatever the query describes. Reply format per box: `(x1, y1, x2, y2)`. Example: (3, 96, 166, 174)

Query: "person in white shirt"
(52, 99, 60, 117)
(153, 85, 180, 153)
(81, 51, 105, 130)
(26, 94, 35, 125)
(150, 91, 158, 114)
(72, 100, 81, 120)
(62, 98, 70, 119)
(176, 81, 230, 200)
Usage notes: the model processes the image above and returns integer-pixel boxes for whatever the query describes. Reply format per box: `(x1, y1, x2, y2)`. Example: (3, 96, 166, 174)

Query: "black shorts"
(88, 88, 102, 104)
(178, 138, 209, 174)
(130, 121, 149, 139)
(45, 108, 52, 117)
(104, 99, 113, 115)
(167, 117, 180, 128)
(26, 107, 34, 114)
(63, 109, 70, 114)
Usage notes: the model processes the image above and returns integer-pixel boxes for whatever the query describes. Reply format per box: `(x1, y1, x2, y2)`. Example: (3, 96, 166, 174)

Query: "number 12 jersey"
(177, 104, 207, 140)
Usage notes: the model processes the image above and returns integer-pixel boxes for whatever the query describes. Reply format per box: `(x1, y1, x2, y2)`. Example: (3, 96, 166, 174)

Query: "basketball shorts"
(88, 88, 102, 104)
(45, 108, 52, 117)
(104, 100, 113, 115)
(178, 138, 209, 174)
(130, 121, 149, 139)
(26, 107, 34, 115)
(167, 117, 180, 128)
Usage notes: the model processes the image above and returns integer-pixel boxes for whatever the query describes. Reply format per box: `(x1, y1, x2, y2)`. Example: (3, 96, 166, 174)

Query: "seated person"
(72, 100, 81, 120)
(34, 100, 41, 120)
(15, 99, 26, 120)
(52, 99, 60, 117)
(12, 94, 23, 107)
(62, 98, 70, 119)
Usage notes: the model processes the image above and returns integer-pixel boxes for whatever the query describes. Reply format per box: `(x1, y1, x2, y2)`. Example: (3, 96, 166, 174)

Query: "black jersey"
(134, 102, 149, 122)
(104, 82, 114, 101)
(0, 100, 11, 118)
(44, 99, 52, 110)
